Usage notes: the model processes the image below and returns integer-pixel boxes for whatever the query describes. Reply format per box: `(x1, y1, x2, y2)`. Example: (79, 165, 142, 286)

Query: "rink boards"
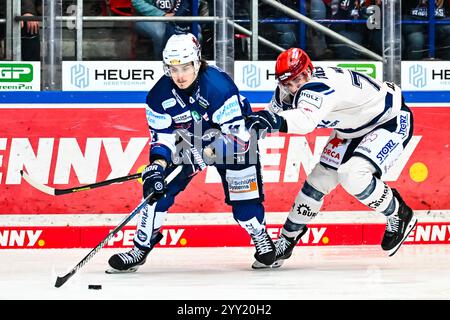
(0, 92, 449, 248)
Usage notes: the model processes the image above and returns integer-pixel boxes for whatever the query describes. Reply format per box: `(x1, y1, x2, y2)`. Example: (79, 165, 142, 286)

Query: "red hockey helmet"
(275, 48, 313, 85)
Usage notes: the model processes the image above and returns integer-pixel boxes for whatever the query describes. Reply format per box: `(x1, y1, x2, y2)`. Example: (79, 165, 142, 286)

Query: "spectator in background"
(21, 0, 41, 61)
(402, 0, 450, 60)
(360, 0, 382, 56)
(0, 0, 41, 61)
(308, 0, 333, 60)
(327, 0, 365, 59)
(260, 0, 299, 52)
(132, 0, 192, 60)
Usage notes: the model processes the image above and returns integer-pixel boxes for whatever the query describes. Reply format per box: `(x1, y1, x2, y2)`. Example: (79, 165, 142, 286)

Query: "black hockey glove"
(245, 110, 287, 139)
(142, 163, 166, 203)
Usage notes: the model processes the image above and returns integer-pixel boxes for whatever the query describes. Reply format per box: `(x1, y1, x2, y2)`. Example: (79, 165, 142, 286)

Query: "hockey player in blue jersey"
(246, 48, 417, 268)
(107, 33, 276, 273)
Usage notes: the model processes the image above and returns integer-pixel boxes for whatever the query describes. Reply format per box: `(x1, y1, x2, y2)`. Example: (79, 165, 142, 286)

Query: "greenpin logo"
(0, 64, 33, 82)
(337, 63, 376, 79)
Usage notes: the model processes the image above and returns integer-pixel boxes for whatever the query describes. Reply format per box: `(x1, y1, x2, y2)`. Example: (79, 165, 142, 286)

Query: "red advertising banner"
(1, 105, 449, 216)
(1, 222, 449, 249)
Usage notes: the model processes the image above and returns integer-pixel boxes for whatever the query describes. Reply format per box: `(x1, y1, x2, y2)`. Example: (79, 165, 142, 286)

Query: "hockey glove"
(245, 110, 287, 139)
(142, 163, 166, 203)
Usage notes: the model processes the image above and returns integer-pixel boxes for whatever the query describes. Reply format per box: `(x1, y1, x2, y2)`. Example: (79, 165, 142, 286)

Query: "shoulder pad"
(293, 89, 324, 110)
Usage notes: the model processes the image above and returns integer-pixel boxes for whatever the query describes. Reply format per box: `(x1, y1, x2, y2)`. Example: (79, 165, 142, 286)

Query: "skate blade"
(388, 216, 418, 257)
(105, 267, 139, 274)
(251, 259, 284, 270)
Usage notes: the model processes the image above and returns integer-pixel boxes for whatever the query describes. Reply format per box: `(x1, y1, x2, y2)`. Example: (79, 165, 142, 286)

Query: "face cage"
(163, 60, 201, 77)
(278, 68, 312, 95)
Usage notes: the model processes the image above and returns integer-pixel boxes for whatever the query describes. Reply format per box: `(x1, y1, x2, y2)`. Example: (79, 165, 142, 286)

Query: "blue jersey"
(145, 65, 252, 163)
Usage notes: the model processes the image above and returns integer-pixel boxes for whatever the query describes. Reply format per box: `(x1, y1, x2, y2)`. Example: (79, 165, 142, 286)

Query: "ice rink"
(1, 244, 450, 300)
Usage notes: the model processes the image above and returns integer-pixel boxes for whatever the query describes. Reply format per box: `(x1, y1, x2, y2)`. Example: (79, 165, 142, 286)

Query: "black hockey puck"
(88, 284, 102, 290)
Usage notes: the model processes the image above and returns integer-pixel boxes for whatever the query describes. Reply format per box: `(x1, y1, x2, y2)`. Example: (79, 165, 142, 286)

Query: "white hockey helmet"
(162, 33, 201, 76)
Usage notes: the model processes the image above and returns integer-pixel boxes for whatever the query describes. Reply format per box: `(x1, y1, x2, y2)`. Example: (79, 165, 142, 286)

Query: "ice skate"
(252, 226, 308, 269)
(106, 233, 163, 274)
(381, 189, 417, 257)
(251, 228, 276, 267)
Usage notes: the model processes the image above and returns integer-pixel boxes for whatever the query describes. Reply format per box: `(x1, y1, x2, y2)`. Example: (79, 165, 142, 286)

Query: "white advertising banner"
(0, 62, 40, 91)
(401, 61, 450, 91)
(234, 61, 383, 91)
(62, 61, 165, 91)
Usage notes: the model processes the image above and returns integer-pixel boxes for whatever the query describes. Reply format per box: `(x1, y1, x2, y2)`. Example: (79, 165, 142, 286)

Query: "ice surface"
(1, 245, 449, 300)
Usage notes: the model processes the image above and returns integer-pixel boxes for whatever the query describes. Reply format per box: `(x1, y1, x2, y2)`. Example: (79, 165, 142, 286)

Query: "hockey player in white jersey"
(246, 48, 418, 268)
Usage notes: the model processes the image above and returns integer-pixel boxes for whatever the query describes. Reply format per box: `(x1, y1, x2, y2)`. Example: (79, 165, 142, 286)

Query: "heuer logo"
(409, 64, 427, 88)
(0, 229, 42, 247)
(70, 64, 89, 89)
(337, 63, 377, 79)
(243, 64, 261, 88)
(0, 64, 33, 82)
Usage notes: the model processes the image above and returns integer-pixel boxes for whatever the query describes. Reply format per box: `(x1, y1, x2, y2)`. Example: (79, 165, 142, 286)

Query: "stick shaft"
(20, 170, 141, 196)
(55, 173, 141, 195)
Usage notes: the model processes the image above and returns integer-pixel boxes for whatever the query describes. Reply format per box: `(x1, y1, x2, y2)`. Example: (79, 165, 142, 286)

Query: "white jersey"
(270, 66, 403, 139)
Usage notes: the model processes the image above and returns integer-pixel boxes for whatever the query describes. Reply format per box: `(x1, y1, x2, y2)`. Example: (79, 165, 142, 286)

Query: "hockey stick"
(20, 170, 141, 196)
(54, 165, 183, 288)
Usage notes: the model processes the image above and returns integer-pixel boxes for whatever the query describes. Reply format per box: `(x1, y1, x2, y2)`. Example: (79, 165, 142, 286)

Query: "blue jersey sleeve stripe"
(337, 92, 393, 134)
(300, 82, 331, 93)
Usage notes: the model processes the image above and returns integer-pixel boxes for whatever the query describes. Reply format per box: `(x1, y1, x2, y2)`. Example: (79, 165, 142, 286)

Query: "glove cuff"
(152, 159, 168, 169)
(142, 163, 165, 180)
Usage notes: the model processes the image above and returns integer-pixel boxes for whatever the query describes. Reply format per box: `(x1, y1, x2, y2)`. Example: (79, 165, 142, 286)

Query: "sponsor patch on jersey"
(172, 110, 192, 123)
(191, 110, 202, 122)
(212, 95, 242, 124)
(355, 128, 404, 175)
(376, 139, 399, 164)
(319, 136, 350, 169)
(226, 166, 260, 201)
(146, 107, 172, 129)
(172, 89, 186, 108)
(198, 95, 209, 108)
(298, 90, 323, 109)
(161, 98, 176, 110)
(396, 112, 410, 139)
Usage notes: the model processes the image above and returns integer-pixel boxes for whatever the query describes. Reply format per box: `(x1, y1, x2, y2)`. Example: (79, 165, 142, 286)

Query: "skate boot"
(106, 232, 163, 273)
(251, 228, 276, 267)
(381, 189, 417, 257)
(252, 226, 308, 269)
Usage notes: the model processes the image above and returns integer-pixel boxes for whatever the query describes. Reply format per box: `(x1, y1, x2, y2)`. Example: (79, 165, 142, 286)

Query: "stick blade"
(21, 170, 56, 196)
(54, 272, 73, 288)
